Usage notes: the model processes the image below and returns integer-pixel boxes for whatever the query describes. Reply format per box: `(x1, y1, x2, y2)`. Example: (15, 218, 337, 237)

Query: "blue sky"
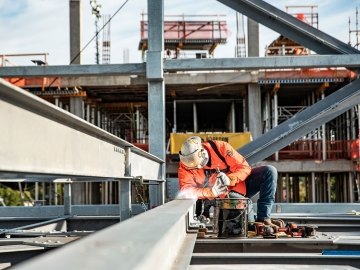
(1, 0, 360, 66)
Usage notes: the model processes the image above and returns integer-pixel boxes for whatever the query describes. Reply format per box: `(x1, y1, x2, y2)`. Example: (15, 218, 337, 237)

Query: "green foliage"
(0, 187, 23, 206)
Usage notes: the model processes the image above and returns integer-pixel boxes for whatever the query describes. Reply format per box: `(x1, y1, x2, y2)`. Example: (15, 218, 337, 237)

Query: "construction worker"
(177, 136, 281, 228)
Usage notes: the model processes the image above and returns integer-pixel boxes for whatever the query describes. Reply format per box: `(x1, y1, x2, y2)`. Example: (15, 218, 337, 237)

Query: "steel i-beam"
(217, 0, 360, 55)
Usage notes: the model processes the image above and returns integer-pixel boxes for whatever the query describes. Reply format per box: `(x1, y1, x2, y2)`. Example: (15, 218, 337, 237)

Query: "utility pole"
(90, 0, 101, 64)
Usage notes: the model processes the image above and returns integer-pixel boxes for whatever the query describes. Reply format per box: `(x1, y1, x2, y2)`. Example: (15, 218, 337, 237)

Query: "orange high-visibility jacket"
(178, 140, 252, 199)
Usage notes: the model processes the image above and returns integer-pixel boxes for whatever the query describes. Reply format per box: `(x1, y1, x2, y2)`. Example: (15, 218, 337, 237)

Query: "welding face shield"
(179, 136, 209, 169)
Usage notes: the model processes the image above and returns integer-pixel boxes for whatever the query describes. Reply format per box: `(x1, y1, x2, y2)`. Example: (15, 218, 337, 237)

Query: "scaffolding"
(235, 12, 246, 57)
(102, 14, 111, 64)
(265, 5, 318, 56)
(349, 7, 360, 49)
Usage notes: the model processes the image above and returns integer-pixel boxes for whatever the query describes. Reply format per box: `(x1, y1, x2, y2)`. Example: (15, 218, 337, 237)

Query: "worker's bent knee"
(265, 165, 278, 180)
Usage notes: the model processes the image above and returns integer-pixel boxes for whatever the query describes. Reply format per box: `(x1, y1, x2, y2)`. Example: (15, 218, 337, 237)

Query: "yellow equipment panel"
(170, 132, 252, 154)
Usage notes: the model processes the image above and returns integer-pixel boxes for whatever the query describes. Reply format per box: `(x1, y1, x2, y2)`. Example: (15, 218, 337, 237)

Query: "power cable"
(70, 0, 130, 65)
(48, 0, 131, 89)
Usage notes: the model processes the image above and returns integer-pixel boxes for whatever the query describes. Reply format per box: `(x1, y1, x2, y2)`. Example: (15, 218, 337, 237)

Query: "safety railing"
(140, 14, 228, 42)
(268, 139, 353, 160)
(0, 53, 48, 67)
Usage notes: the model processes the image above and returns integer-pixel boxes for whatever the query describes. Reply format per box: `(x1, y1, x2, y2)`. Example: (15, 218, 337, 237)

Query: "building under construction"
(0, 0, 360, 269)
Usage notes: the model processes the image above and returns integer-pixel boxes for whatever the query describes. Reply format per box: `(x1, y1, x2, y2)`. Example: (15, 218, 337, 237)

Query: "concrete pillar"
(64, 182, 72, 215)
(86, 103, 91, 122)
(70, 97, 84, 119)
(247, 16, 260, 136)
(349, 172, 354, 202)
(311, 172, 316, 203)
(230, 101, 236, 132)
(247, 18, 259, 57)
(69, 0, 82, 64)
(35, 182, 39, 202)
(173, 100, 177, 133)
(248, 84, 262, 139)
(273, 92, 279, 161)
(89, 105, 99, 204)
(103, 114, 107, 130)
(242, 99, 247, 132)
(285, 173, 289, 203)
(321, 92, 326, 160)
(47, 115, 58, 204)
(97, 110, 101, 127)
(90, 105, 96, 124)
(69, 96, 85, 205)
(264, 92, 271, 133)
(54, 96, 60, 107)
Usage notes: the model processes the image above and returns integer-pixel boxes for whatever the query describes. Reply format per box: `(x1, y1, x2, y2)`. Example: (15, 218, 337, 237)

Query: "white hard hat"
(179, 136, 208, 169)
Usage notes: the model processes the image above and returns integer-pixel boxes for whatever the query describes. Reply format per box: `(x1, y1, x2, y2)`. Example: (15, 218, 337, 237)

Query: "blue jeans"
(229, 165, 277, 222)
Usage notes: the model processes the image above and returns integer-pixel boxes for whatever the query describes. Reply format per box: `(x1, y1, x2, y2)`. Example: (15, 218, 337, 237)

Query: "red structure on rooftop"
(139, 14, 228, 59)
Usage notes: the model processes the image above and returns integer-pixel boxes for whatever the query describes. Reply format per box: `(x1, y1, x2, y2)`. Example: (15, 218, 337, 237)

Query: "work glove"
(217, 172, 231, 186)
(211, 178, 228, 197)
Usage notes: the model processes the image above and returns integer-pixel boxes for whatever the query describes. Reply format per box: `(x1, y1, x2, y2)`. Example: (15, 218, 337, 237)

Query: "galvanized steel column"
(193, 102, 198, 132)
(147, 0, 165, 206)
